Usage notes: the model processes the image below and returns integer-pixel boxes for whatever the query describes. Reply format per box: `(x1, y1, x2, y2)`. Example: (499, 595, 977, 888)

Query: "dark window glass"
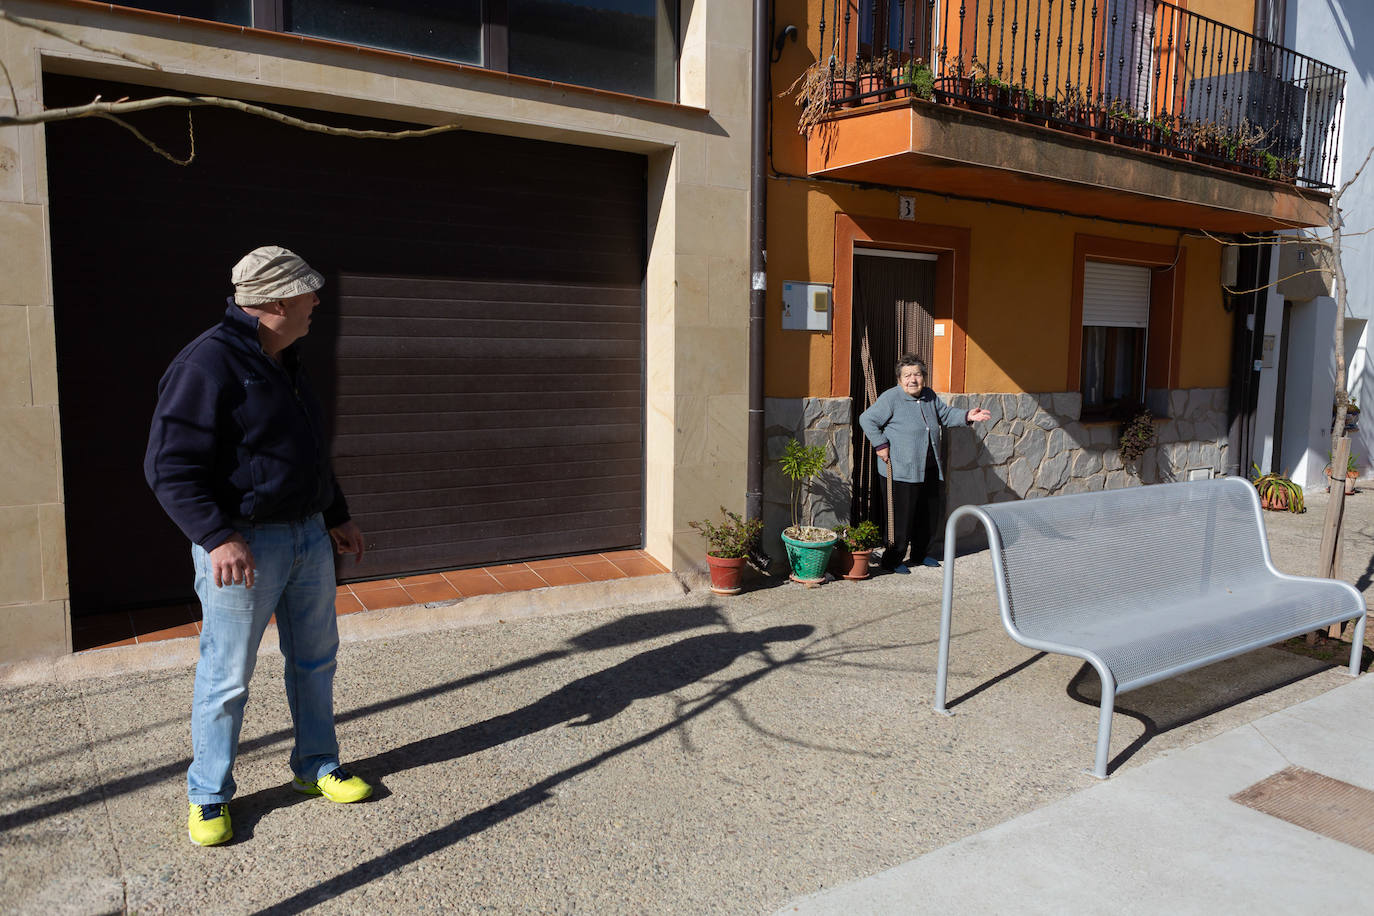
(508, 0, 677, 101)
(114, 1, 251, 25)
(286, 0, 482, 65)
(1081, 325, 1146, 416)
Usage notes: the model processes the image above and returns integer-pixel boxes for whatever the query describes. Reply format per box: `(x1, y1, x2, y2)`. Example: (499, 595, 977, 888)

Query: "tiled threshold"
(72, 550, 668, 653)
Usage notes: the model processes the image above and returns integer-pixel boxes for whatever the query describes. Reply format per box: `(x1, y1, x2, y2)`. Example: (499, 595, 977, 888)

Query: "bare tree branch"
(0, 8, 163, 70)
(1223, 267, 1331, 296)
(0, 94, 462, 140)
(94, 110, 195, 165)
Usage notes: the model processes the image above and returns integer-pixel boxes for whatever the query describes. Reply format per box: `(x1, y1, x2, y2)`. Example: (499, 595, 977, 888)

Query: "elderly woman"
(859, 354, 991, 573)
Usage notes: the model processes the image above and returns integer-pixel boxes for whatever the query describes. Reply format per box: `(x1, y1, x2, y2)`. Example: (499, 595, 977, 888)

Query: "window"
(110, 1, 679, 101)
(286, 1, 483, 66)
(1081, 260, 1150, 416)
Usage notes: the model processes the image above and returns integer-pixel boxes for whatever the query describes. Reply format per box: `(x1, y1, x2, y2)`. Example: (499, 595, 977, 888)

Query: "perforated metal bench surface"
(934, 476, 1367, 777)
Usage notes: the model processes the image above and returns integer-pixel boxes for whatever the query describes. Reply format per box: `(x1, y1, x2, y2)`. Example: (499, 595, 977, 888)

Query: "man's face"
(899, 365, 925, 396)
(277, 290, 320, 344)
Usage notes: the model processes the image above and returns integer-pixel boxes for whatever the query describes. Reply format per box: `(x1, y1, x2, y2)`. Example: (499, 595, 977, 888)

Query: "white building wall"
(1291, 0, 1374, 477)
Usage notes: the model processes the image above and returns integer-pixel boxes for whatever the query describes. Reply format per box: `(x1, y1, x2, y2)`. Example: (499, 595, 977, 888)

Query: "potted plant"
(857, 51, 896, 102)
(1324, 450, 1360, 495)
(689, 506, 764, 595)
(830, 520, 882, 580)
(1252, 464, 1306, 513)
(784, 60, 859, 136)
(898, 58, 935, 100)
(1117, 408, 1157, 464)
(779, 438, 837, 585)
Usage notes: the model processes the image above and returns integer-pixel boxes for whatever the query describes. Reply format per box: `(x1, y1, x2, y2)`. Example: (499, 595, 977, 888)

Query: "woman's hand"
(966, 408, 992, 423)
(875, 445, 891, 465)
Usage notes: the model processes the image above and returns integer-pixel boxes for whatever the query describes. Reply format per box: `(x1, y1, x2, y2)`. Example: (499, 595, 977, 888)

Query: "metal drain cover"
(1231, 765, 1374, 855)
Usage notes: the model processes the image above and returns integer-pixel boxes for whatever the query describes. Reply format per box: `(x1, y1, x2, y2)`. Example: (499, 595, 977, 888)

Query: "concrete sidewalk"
(1, 489, 1370, 914)
(778, 672, 1374, 915)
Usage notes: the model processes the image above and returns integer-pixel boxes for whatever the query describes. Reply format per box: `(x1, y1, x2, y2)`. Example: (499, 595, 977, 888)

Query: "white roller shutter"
(1083, 260, 1151, 327)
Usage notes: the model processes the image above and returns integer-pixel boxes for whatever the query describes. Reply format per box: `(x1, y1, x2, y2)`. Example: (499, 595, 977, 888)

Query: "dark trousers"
(879, 459, 943, 568)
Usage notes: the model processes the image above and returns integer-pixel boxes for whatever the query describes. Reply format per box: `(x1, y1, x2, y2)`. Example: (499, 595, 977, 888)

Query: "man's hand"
(330, 520, 366, 563)
(210, 534, 255, 589)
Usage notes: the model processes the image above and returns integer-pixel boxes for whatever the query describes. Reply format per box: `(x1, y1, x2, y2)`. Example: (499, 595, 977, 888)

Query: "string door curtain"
(850, 250, 936, 541)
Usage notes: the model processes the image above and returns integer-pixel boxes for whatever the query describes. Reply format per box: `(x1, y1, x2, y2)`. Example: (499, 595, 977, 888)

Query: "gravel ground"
(1, 486, 1369, 915)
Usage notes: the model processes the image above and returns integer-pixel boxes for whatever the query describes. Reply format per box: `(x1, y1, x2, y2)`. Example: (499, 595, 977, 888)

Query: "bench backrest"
(977, 477, 1272, 634)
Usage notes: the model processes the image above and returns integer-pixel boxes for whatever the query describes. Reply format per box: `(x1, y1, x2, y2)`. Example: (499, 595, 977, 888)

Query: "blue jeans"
(188, 514, 341, 804)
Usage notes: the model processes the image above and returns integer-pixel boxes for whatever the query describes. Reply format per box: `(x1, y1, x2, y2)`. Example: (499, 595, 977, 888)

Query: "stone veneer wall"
(941, 388, 1230, 515)
(763, 389, 1229, 556)
(762, 398, 852, 568)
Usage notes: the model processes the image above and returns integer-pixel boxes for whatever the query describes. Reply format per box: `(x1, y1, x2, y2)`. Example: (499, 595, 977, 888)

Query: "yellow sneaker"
(292, 767, 372, 804)
(187, 802, 232, 846)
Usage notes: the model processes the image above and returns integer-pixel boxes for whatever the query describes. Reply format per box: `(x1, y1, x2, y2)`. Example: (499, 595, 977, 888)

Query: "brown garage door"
(44, 73, 646, 612)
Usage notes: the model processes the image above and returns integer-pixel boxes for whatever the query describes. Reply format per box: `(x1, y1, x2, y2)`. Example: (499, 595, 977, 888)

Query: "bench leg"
(933, 533, 958, 716)
(1350, 614, 1368, 677)
(1091, 663, 1119, 779)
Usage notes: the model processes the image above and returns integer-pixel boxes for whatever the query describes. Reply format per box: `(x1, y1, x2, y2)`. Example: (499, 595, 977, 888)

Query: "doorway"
(849, 248, 937, 527)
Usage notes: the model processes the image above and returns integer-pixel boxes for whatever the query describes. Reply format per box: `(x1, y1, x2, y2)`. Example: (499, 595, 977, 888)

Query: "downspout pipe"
(746, 0, 768, 523)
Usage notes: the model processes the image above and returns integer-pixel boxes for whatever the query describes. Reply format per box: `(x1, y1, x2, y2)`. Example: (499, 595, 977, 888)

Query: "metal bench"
(934, 476, 1367, 778)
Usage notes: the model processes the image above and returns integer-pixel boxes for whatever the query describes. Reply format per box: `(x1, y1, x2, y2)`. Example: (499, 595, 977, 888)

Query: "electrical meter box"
(781, 282, 832, 331)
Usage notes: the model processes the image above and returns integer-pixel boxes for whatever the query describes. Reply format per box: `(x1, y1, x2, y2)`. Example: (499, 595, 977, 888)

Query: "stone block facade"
(763, 389, 1230, 556)
(762, 397, 852, 567)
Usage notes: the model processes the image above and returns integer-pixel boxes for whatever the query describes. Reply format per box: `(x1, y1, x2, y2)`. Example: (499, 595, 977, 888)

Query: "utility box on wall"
(782, 282, 832, 331)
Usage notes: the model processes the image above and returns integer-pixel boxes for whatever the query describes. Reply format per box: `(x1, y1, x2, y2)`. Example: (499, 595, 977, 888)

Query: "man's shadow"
(359, 625, 815, 776)
(233, 625, 813, 835)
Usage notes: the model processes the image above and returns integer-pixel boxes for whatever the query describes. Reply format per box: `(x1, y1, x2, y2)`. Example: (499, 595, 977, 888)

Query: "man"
(145, 246, 372, 847)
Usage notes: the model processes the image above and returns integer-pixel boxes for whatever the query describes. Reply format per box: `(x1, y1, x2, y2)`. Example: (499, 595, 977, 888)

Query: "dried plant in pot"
(779, 438, 837, 585)
(830, 520, 882, 580)
(1251, 464, 1306, 513)
(783, 60, 859, 136)
(689, 507, 764, 595)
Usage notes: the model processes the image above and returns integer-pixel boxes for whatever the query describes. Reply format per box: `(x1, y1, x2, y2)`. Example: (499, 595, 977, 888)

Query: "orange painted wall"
(764, 180, 1232, 397)
(765, 0, 1237, 399)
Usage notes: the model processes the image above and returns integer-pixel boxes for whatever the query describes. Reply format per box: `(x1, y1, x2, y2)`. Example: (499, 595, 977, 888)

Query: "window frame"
(1068, 235, 1186, 422)
(145, 0, 680, 102)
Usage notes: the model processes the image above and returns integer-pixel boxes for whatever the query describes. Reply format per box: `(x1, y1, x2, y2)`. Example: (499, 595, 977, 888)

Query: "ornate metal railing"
(814, 0, 1345, 189)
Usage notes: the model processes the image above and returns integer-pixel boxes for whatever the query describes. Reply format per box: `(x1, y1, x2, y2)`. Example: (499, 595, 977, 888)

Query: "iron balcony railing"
(814, 0, 1345, 189)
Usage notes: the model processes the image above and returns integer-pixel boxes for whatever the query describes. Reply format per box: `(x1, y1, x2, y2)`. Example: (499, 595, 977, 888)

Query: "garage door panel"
(335, 389, 641, 416)
(334, 405, 642, 436)
(337, 317, 640, 343)
(362, 490, 643, 533)
(359, 525, 646, 574)
(340, 276, 642, 304)
(334, 450, 641, 481)
(336, 360, 640, 386)
(371, 506, 642, 552)
(46, 73, 647, 609)
(334, 424, 642, 459)
(333, 335, 640, 360)
(350, 471, 641, 514)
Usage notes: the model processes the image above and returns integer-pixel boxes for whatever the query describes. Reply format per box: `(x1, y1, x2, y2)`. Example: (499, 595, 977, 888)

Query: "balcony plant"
(830, 520, 882, 580)
(689, 507, 764, 595)
(857, 50, 897, 102)
(779, 438, 837, 585)
(785, 60, 859, 136)
(1251, 464, 1305, 513)
(898, 58, 935, 101)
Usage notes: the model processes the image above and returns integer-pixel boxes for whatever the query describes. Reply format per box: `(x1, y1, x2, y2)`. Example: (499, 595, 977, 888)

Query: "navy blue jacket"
(144, 301, 349, 550)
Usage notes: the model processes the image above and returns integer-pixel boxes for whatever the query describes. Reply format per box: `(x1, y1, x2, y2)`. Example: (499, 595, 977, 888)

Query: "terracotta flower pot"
(704, 554, 747, 595)
(830, 546, 875, 580)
